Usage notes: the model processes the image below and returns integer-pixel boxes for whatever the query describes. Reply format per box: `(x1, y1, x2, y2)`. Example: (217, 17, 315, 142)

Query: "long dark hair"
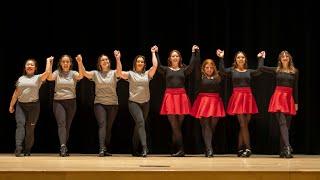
(232, 51, 248, 69)
(133, 55, 146, 73)
(57, 54, 73, 72)
(23, 58, 38, 75)
(167, 50, 183, 68)
(97, 54, 110, 71)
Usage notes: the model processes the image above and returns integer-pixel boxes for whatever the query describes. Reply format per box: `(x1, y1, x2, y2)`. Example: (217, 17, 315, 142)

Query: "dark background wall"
(0, 0, 318, 155)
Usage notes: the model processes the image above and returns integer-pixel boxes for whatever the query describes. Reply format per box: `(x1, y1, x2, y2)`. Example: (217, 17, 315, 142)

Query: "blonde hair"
(201, 59, 221, 81)
(276, 50, 297, 73)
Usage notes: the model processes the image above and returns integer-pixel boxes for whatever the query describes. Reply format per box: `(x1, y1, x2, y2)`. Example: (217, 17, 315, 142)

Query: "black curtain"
(0, 0, 318, 154)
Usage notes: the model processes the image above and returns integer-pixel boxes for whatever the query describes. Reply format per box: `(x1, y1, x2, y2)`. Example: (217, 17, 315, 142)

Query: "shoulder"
(17, 75, 25, 82)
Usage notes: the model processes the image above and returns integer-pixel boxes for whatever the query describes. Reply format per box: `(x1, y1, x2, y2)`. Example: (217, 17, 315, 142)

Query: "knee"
(239, 121, 248, 128)
(16, 121, 25, 128)
(57, 121, 66, 127)
(278, 120, 287, 126)
(136, 120, 145, 129)
(97, 120, 106, 128)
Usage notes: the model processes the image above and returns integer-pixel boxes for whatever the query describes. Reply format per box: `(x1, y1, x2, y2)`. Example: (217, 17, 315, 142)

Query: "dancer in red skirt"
(157, 45, 200, 157)
(259, 50, 298, 158)
(218, 49, 264, 157)
(190, 59, 225, 157)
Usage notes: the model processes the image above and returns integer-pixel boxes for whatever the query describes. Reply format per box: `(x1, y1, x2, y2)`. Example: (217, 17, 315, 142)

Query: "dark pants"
(128, 101, 150, 151)
(53, 99, 76, 146)
(94, 103, 118, 150)
(15, 101, 40, 151)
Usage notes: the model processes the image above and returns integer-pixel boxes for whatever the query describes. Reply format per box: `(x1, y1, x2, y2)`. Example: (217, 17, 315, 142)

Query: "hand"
(192, 45, 199, 52)
(75, 54, 82, 63)
(216, 49, 224, 58)
(114, 50, 121, 59)
(257, 51, 266, 59)
(46, 56, 54, 64)
(295, 104, 298, 111)
(9, 106, 14, 113)
(151, 45, 158, 53)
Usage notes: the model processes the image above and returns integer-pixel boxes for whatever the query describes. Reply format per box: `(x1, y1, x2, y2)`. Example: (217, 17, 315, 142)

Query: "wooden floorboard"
(1, 154, 320, 180)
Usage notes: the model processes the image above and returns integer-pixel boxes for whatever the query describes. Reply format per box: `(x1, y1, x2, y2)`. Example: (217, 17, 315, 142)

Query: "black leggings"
(128, 101, 150, 150)
(237, 114, 251, 150)
(94, 104, 118, 149)
(200, 117, 219, 151)
(168, 115, 185, 151)
(275, 112, 292, 149)
(53, 99, 76, 146)
(15, 101, 40, 151)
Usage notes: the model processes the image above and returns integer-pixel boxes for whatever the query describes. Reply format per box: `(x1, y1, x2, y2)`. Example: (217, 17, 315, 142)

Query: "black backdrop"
(0, 0, 318, 155)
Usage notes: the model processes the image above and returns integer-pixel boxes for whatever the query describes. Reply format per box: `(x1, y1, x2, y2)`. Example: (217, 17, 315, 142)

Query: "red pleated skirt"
(190, 93, 226, 118)
(227, 87, 258, 115)
(268, 86, 296, 115)
(160, 88, 191, 115)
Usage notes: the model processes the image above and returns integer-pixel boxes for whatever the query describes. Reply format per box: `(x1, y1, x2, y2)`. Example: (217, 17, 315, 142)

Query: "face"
(25, 60, 36, 75)
(135, 57, 145, 72)
(60, 56, 71, 71)
(100, 55, 110, 70)
(170, 51, 181, 67)
(235, 52, 246, 67)
(204, 63, 214, 77)
(280, 52, 290, 66)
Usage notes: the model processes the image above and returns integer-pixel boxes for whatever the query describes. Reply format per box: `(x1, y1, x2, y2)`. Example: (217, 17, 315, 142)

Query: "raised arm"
(217, 49, 231, 76)
(114, 50, 122, 78)
(156, 50, 166, 75)
(74, 54, 84, 81)
(46, 56, 56, 81)
(40, 56, 53, 82)
(251, 51, 266, 76)
(259, 65, 277, 73)
(257, 52, 276, 74)
(148, 45, 159, 78)
(115, 50, 129, 80)
(75, 54, 94, 80)
(184, 45, 200, 75)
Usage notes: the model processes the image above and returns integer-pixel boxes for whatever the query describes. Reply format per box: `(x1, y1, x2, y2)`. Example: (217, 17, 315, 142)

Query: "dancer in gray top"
(47, 54, 83, 157)
(77, 52, 121, 156)
(9, 57, 52, 156)
(118, 45, 158, 157)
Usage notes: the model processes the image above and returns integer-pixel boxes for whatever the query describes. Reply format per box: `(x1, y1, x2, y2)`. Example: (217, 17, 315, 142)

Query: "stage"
(1, 154, 320, 180)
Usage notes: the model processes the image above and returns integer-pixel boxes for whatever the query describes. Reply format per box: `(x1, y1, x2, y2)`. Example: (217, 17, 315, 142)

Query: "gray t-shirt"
(91, 70, 119, 105)
(53, 70, 78, 100)
(16, 74, 42, 103)
(127, 70, 151, 103)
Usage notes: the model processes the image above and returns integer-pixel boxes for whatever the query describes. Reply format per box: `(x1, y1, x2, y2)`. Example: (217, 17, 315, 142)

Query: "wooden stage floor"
(1, 154, 320, 180)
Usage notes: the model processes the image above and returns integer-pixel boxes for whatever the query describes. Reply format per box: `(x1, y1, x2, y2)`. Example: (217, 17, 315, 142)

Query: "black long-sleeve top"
(219, 58, 264, 87)
(157, 51, 200, 88)
(259, 66, 299, 103)
(198, 77, 221, 93)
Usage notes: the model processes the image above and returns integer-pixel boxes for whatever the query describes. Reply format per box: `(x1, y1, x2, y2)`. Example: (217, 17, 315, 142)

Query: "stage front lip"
(1, 154, 320, 172)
